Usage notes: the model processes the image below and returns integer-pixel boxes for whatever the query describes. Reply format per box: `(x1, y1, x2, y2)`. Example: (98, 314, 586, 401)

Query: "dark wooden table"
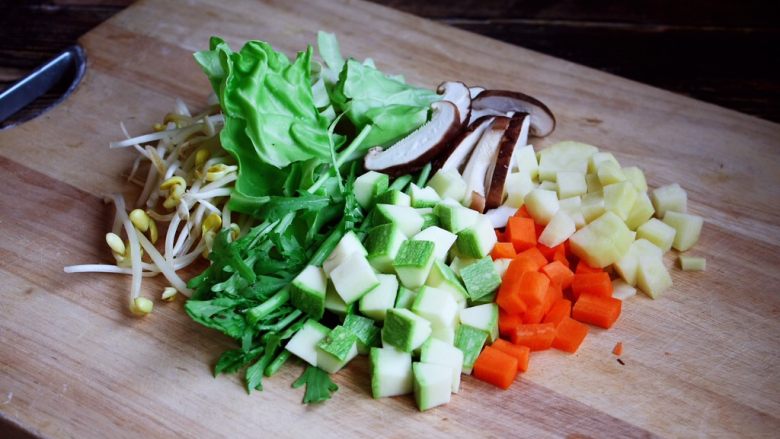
(0, 0, 778, 124)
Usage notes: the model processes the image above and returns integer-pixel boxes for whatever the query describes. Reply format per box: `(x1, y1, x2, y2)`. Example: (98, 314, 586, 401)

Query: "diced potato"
(569, 212, 634, 268)
(622, 166, 648, 193)
(513, 145, 539, 181)
(625, 192, 655, 230)
(603, 181, 638, 221)
(678, 255, 706, 271)
(581, 191, 605, 223)
(651, 183, 687, 218)
(636, 255, 672, 299)
(662, 211, 703, 251)
(505, 172, 536, 208)
(524, 189, 559, 225)
(636, 218, 676, 252)
(597, 161, 626, 186)
(585, 173, 603, 193)
(588, 152, 620, 173)
(556, 171, 587, 199)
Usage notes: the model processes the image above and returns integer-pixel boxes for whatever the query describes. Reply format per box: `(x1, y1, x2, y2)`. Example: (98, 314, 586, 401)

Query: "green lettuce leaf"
(331, 59, 440, 147)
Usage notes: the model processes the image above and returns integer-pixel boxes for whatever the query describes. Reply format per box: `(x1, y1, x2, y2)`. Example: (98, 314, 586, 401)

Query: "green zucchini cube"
(409, 183, 441, 208)
(285, 319, 330, 367)
(290, 265, 327, 319)
(420, 338, 464, 392)
(454, 324, 488, 375)
(382, 308, 432, 352)
(372, 204, 424, 237)
(375, 189, 411, 206)
(459, 257, 501, 302)
(413, 362, 452, 411)
(322, 231, 367, 276)
(411, 286, 459, 329)
(359, 273, 399, 321)
(434, 203, 479, 234)
(365, 223, 407, 273)
(354, 171, 389, 209)
(316, 325, 359, 373)
(456, 216, 498, 259)
(459, 303, 499, 343)
(330, 252, 380, 304)
(344, 313, 380, 355)
(425, 260, 468, 309)
(369, 346, 413, 398)
(393, 240, 436, 289)
(394, 286, 418, 310)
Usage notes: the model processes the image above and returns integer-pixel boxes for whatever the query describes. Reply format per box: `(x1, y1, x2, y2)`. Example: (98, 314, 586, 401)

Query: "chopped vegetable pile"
(66, 31, 706, 410)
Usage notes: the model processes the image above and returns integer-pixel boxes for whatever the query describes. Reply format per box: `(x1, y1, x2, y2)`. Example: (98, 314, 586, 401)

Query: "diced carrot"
(491, 242, 516, 260)
(511, 323, 557, 351)
(552, 245, 570, 268)
(506, 217, 536, 252)
(541, 283, 563, 315)
(613, 342, 623, 356)
(491, 339, 530, 372)
(516, 271, 550, 306)
(572, 294, 622, 329)
(537, 243, 556, 261)
(514, 205, 531, 218)
(541, 260, 574, 290)
(534, 222, 545, 238)
(576, 261, 602, 274)
(552, 317, 589, 353)
(473, 346, 518, 389)
(499, 309, 523, 337)
(571, 272, 613, 300)
(543, 299, 572, 327)
(496, 255, 539, 314)
(517, 247, 547, 270)
(523, 304, 544, 324)
(495, 229, 505, 242)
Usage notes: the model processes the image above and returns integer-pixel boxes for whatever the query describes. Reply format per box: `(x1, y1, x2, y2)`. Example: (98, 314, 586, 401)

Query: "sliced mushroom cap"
(436, 115, 495, 173)
(437, 81, 471, 125)
(485, 113, 531, 209)
(471, 90, 555, 137)
(461, 116, 510, 212)
(469, 86, 485, 99)
(364, 100, 462, 175)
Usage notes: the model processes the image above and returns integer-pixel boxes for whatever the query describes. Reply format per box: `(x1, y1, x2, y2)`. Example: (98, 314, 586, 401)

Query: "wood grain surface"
(0, 0, 779, 437)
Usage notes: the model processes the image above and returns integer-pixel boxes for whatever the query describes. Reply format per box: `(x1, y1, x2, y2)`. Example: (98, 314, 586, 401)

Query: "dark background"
(0, 0, 778, 124)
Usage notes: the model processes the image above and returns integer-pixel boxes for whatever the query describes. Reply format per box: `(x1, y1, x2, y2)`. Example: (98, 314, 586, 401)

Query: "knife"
(0, 45, 87, 126)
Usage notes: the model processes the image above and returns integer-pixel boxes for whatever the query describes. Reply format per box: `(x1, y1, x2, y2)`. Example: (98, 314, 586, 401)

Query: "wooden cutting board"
(1, 0, 779, 437)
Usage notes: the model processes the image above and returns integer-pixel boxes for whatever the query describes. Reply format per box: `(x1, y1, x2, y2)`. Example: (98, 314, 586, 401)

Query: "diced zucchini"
(413, 226, 457, 261)
(344, 313, 380, 355)
(651, 183, 687, 218)
(394, 240, 436, 289)
(290, 265, 327, 319)
(679, 255, 706, 271)
(456, 216, 498, 259)
(420, 338, 464, 393)
(449, 256, 478, 277)
(373, 204, 424, 237)
(505, 172, 537, 208)
(611, 279, 637, 300)
(354, 171, 389, 209)
(413, 362, 452, 411)
(636, 218, 677, 252)
(322, 231, 367, 276)
(285, 319, 330, 367)
(394, 286, 418, 309)
(434, 203, 479, 233)
(524, 188, 559, 225)
(588, 152, 620, 173)
(364, 223, 407, 273)
(421, 213, 439, 229)
(469, 291, 497, 306)
(663, 211, 703, 251)
(330, 252, 380, 304)
(375, 189, 411, 206)
(409, 183, 442, 208)
(538, 141, 598, 181)
(556, 171, 587, 199)
(597, 161, 626, 186)
(513, 145, 539, 180)
(382, 308, 432, 352)
(370, 346, 413, 398)
(359, 273, 398, 321)
(538, 210, 576, 248)
(636, 254, 672, 299)
(603, 181, 638, 221)
(412, 286, 459, 328)
(427, 169, 468, 202)
(455, 324, 488, 375)
(622, 166, 648, 192)
(569, 211, 634, 268)
(430, 323, 456, 345)
(316, 325, 359, 373)
(324, 281, 353, 317)
(459, 303, 499, 343)
(625, 192, 655, 230)
(459, 257, 501, 302)
(426, 260, 468, 309)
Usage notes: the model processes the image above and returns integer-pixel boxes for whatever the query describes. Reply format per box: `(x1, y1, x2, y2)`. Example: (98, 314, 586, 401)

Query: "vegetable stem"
(264, 349, 291, 377)
(307, 124, 373, 194)
(246, 287, 290, 326)
(388, 174, 412, 191)
(415, 163, 432, 188)
(257, 309, 303, 332)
